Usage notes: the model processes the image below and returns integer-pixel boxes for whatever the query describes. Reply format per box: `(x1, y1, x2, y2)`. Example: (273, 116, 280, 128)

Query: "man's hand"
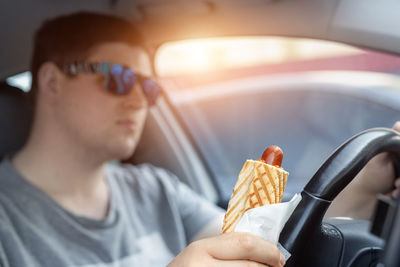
(168, 232, 285, 267)
(392, 178, 400, 199)
(353, 121, 400, 200)
(325, 121, 400, 220)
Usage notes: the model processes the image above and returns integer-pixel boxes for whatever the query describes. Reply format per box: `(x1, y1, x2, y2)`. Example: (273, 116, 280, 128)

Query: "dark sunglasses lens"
(142, 79, 161, 105)
(107, 65, 136, 95)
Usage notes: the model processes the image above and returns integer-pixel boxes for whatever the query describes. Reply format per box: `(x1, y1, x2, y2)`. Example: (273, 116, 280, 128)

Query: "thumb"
(392, 121, 400, 132)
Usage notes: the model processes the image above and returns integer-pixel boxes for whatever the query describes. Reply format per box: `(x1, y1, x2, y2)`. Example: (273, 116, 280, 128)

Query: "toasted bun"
(222, 160, 288, 233)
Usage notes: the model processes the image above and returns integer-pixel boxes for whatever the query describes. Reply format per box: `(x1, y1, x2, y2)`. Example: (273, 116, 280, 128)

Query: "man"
(0, 12, 284, 267)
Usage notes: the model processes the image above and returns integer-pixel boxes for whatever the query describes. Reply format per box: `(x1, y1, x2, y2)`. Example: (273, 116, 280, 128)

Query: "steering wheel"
(279, 128, 400, 267)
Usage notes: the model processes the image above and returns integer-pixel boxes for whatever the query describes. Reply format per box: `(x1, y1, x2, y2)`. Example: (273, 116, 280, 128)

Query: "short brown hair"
(30, 12, 145, 102)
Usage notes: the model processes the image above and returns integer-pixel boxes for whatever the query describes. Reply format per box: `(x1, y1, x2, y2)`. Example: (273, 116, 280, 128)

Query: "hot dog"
(260, 145, 283, 167)
(222, 145, 289, 233)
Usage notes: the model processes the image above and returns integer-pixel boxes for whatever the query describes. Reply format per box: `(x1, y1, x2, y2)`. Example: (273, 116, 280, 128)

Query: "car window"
(155, 37, 400, 207)
(6, 72, 31, 92)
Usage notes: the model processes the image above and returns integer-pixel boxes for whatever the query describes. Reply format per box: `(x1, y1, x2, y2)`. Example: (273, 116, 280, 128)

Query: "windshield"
(155, 37, 400, 205)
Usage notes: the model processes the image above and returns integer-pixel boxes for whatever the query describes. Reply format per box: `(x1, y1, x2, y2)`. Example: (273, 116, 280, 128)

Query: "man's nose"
(121, 84, 147, 109)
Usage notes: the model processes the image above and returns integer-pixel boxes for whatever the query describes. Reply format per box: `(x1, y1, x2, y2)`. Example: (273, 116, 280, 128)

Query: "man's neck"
(11, 136, 111, 219)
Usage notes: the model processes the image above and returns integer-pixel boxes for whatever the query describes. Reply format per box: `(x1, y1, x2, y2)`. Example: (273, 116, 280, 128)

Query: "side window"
(156, 37, 400, 207)
(6, 72, 31, 92)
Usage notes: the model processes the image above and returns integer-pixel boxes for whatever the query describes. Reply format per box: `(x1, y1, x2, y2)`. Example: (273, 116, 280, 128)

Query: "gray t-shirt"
(0, 159, 224, 267)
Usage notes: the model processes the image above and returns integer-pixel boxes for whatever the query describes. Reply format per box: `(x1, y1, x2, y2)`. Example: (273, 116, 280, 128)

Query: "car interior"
(0, 82, 32, 160)
(1, 0, 400, 266)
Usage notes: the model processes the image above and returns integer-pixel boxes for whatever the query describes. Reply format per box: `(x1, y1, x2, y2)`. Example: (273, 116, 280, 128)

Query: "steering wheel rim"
(279, 128, 400, 266)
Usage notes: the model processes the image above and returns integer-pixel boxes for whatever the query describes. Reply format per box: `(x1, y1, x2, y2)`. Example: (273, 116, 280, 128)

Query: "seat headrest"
(0, 82, 33, 158)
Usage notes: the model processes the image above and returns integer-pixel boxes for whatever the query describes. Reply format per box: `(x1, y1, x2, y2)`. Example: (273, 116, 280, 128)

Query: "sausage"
(259, 145, 283, 167)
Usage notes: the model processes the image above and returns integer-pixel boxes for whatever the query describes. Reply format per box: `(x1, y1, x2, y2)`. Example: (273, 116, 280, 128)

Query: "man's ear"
(37, 62, 63, 103)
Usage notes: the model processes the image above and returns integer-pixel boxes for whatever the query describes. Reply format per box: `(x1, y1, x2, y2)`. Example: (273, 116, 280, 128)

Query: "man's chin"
(112, 140, 138, 161)
(118, 149, 136, 161)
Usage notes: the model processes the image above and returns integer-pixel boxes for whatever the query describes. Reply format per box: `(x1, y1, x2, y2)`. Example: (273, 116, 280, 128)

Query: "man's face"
(55, 42, 152, 161)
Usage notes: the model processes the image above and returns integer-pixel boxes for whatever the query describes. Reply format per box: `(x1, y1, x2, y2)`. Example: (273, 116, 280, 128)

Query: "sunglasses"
(59, 61, 161, 105)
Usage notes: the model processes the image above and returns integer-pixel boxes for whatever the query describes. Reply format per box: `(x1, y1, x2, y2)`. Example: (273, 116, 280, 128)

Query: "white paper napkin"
(234, 194, 302, 259)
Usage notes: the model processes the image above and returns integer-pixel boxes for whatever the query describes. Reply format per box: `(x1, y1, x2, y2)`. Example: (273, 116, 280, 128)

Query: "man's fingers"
(392, 189, 399, 199)
(394, 178, 400, 188)
(390, 178, 400, 199)
(214, 259, 270, 267)
(393, 121, 400, 132)
(204, 232, 284, 267)
(171, 233, 285, 267)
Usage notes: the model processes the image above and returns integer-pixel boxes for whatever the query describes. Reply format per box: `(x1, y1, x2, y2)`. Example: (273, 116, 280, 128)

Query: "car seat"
(0, 81, 33, 159)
